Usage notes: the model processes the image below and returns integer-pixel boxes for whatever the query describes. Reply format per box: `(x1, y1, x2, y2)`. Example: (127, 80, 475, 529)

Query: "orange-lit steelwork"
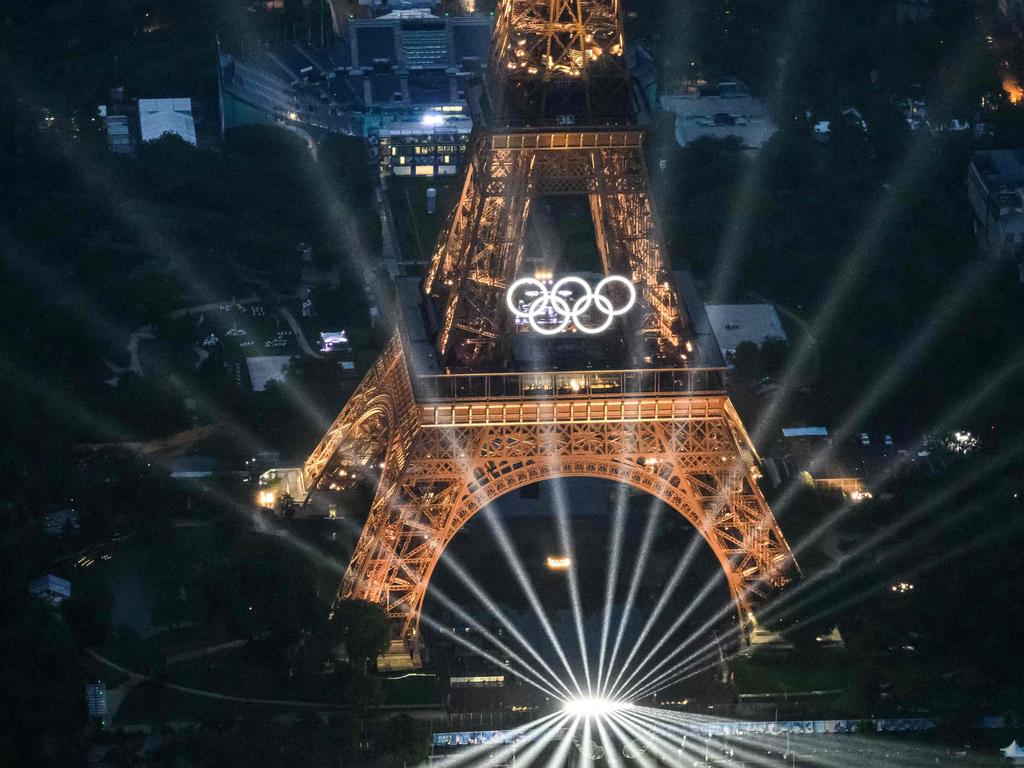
(305, 0, 795, 668)
(424, 129, 687, 366)
(305, 346, 794, 666)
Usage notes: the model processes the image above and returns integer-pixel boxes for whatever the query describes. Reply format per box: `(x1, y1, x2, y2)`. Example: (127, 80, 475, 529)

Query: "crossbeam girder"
(305, 335, 796, 656)
(426, 130, 687, 368)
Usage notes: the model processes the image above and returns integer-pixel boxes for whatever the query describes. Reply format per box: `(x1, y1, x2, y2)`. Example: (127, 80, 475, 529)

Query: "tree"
(277, 491, 297, 520)
(759, 337, 789, 377)
(330, 599, 390, 671)
(62, 584, 112, 648)
(381, 714, 432, 767)
(731, 341, 761, 381)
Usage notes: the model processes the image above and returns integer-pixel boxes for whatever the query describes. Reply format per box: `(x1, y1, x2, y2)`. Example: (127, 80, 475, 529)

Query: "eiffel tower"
(305, 0, 795, 669)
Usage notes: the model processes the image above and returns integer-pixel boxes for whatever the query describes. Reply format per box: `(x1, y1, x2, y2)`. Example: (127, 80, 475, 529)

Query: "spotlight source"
(561, 697, 633, 717)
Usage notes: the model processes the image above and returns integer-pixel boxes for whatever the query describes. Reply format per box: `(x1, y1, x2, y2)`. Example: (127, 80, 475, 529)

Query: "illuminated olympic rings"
(505, 275, 637, 335)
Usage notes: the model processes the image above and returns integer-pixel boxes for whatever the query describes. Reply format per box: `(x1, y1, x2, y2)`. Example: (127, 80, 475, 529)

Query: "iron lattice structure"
(491, 0, 630, 123)
(306, 347, 795, 662)
(424, 130, 687, 367)
(305, 0, 796, 666)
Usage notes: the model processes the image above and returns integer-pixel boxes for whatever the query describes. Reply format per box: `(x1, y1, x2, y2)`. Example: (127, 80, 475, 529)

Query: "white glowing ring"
(506, 275, 636, 335)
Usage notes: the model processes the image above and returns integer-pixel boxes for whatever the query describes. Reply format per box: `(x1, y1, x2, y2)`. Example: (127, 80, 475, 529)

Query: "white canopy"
(1002, 740, 1024, 758)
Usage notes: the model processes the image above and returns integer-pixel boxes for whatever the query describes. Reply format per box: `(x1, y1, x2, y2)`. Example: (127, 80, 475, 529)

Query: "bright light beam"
(549, 476, 593, 694)
(418, 611, 567, 700)
(609, 569, 727, 702)
(602, 532, 703, 698)
(602, 496, 663, 696)
(481, 506, 586, 697)
(561, 697, 635, 718)
(433, 553, 577, 698)
(412, 711, 567, 768)
(541, 715, 582, 768)
(595, 483, 629, 697)
(643, 487, 1024, 698)
(427, 582, 576, 699)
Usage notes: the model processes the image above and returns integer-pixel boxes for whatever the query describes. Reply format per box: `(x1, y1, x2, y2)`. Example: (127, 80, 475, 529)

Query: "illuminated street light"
(546, 555, 572, 570)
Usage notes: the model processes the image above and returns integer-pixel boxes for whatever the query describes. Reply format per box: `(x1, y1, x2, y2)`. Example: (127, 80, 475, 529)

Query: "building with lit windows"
(377, 111, 472, 177)
(219, 8, 491, 177)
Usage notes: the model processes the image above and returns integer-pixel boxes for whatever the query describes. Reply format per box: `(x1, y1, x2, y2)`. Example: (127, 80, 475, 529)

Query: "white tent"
(1001, 740, 1024, 759)
(138, 98, 197, 146)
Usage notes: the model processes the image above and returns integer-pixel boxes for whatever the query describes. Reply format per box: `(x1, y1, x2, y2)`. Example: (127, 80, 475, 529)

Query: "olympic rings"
(505, 275, 637, 335)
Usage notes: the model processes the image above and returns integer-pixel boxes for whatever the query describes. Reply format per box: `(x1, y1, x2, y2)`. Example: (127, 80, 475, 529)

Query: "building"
(99, 106, 133, 153)
(318, 330, 357, 368)
(138, 98, 197, 145)
(85, 682, 108, 723)
(219, 43, 359, 134)
(968, 151, 1024, 279)
(43, 507, 79, 536)
(169, 455, 217, 479)
(1000, 0, 1024, 37)
(662, 82, 777, 150)
(29, 574, 71, 606)
(887, 0, 933, 23)
(245, 355, 292, 391)
(219, 9, 491, 175)
(347, 10, 491, 111)
(762, 426, 868, 495)
(256, 467, 309, 508)
(703, 303, 787, 363)
(377, 111, 472, 177)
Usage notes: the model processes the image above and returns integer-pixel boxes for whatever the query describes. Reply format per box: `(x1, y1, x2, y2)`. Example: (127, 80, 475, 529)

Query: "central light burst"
(561, 697, 634, 717)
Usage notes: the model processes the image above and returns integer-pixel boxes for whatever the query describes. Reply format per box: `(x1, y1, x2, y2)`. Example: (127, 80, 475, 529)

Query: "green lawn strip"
(733, 656, 852, 696)
(379, 675, 440, 707)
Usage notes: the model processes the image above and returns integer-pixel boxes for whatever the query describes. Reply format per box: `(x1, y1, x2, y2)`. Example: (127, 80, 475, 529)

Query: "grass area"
(380, 675, 440, 707)
(112, 659, 440, 725)
(386, 177, 461, 262)
(114, 681, 264, 726)
(733, 654, 852, 695)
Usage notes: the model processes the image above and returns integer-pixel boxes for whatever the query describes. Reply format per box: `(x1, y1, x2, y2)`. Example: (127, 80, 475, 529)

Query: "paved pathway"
(87, 647, 347, 711)
(278, 306, 322, 359)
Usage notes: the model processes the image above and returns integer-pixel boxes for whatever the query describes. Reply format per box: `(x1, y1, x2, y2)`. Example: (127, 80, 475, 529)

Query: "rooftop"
(704, 303, 787, 359)
(971, 149, 1024, 191)
(138, 98, 196, 145)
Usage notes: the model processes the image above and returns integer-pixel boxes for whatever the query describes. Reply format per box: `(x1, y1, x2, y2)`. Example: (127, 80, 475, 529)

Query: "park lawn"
(379, 674, 441, 707)
(162, 649, 369, 706)
(386, 177, 461, 262)
(113, 681, 266, 727)
(732, 655, 853, 696)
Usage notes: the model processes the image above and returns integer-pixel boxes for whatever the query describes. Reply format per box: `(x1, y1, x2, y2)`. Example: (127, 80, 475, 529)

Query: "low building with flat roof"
(704, 303, 787, 363)
(245, 355, 292, 391)
(662, 82, 777, 150)
(139, 98, 197, 145)
(43, 507, 79, 536)
(29, 574, 71, 606)
(968, 150, 1024, 280)
(377, 113, 472, 177)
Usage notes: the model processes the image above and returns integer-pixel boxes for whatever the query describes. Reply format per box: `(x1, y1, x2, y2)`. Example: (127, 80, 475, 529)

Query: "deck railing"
(415, 367, 727, 402)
